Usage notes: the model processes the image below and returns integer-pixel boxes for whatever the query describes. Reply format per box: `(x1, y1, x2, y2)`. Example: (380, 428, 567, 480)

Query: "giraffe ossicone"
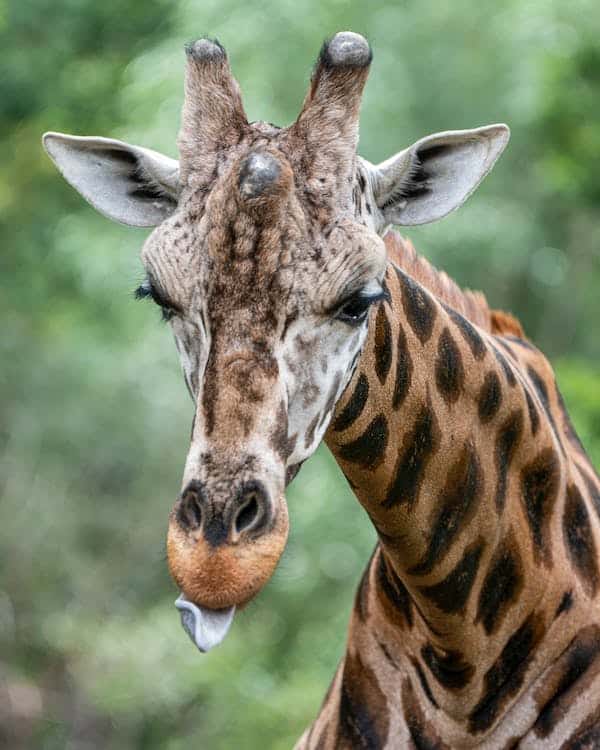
(44, 31, 600, 748)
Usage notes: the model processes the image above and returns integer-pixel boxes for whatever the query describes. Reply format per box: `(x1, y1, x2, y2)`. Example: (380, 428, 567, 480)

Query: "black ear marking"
(417, 143, 453, 162)
(102, 147, 137, 166)
(381, 161, 431, 208)
(129, 182, 175, 203)
(381, 147, 454, 209)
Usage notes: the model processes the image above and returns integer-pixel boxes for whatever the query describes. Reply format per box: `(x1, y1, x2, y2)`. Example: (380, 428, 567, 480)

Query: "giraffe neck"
(319, 232, 600, 746)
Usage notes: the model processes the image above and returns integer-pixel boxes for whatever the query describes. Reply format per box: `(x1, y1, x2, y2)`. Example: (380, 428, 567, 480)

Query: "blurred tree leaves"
(1, 1, 599, 748)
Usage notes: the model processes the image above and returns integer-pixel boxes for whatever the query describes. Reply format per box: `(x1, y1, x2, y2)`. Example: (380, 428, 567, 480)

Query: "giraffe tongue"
(175, 594, 235, 653)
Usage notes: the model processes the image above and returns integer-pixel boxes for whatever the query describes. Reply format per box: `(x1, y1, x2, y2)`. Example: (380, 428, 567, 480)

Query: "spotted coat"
(42, 31, 600, 750)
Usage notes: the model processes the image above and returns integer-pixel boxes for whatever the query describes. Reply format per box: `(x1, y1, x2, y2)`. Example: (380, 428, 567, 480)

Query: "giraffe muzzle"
(166, 475, 289, 637)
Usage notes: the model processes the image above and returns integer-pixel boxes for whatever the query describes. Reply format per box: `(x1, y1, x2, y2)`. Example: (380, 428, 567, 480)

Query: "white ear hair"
(42, 132, 180, 227)
(372, 124, 510, 226)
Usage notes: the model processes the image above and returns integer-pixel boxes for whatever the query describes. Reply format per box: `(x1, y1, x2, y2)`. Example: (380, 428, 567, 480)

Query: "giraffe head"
(43, 33, 509, 649)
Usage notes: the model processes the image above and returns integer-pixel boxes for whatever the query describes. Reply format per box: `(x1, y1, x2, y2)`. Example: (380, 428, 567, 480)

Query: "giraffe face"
(43, 31, 510, 646)
(140, 138, 387, 613)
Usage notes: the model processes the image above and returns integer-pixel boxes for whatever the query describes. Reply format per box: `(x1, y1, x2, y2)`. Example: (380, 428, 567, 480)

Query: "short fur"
(43, 32, 600, 749)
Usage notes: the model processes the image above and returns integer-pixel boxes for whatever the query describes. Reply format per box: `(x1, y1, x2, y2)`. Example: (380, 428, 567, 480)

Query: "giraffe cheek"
(166, 499, 289, 610)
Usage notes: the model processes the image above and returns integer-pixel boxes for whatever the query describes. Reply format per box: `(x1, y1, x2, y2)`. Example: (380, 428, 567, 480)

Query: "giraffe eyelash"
(134, 280, 153, 301)
(134, 280, 177, 321)
(333, 287, 385, 326)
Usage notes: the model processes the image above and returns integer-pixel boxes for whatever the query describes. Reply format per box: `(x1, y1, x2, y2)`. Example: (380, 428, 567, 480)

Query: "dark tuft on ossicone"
(319, 31, 373, 69)
(184, 37, 226, 61)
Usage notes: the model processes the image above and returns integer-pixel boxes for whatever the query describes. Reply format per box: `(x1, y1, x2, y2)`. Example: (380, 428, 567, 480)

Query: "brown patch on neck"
(337, 649, 390, 749)
(384, 231, 526, 337)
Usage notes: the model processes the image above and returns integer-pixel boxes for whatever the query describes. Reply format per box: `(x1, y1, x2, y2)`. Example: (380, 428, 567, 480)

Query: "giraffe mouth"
(175, 593, 236, 652)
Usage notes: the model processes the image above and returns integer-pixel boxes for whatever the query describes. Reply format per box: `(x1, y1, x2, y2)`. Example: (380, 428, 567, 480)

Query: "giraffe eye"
(335, 287, 384, 326)
(134, 279, 178, 321)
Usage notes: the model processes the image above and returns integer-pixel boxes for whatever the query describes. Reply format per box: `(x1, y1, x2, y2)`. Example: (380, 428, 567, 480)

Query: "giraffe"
(42, 32, 600, 748)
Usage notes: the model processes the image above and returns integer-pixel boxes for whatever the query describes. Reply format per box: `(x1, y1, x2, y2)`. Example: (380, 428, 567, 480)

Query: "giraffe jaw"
(175, 593, 236, 653)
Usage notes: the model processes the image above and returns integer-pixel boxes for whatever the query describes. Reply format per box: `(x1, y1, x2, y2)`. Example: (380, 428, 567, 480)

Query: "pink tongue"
(175, 594, 235, 652)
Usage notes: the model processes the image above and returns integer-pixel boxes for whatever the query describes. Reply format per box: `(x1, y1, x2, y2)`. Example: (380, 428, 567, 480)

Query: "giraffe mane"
(384, 229, 524, 337)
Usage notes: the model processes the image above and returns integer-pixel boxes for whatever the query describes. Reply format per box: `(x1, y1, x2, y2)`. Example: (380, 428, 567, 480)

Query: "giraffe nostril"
(175, 479, 272, 542)
(177, 481, 205, 530)
(235, 495, 260, 534)
(234, 481, 270, 536)
(185, 498, 203, 528)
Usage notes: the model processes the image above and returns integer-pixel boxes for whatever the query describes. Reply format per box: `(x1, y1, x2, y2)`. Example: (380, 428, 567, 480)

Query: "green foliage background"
(1, 1, 599, 747)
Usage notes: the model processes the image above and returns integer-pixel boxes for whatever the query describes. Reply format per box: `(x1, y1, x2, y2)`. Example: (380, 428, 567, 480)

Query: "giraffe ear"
(372, 124, 509, 226)
(42, 132, 180, 227)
